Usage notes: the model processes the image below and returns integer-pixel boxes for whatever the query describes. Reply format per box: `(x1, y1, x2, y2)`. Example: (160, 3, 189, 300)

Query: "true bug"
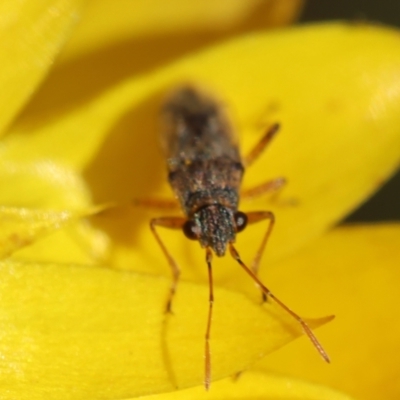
(136, 86, 330, 389)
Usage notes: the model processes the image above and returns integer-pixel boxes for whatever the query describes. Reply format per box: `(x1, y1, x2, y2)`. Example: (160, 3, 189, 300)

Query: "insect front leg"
(150, 216, 186, 313)
(246, 211, 275, 302)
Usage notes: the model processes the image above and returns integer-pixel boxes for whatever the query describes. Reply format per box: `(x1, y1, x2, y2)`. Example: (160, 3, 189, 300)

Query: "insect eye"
(234, 211, 248, 232)
(183, 220, 200, 240)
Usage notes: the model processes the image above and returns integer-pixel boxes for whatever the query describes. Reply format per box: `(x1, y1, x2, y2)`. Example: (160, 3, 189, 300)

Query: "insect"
(139, 85, 330, 389)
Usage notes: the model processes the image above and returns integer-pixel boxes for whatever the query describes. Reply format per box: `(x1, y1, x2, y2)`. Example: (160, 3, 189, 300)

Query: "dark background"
(299, 1, 400, 222)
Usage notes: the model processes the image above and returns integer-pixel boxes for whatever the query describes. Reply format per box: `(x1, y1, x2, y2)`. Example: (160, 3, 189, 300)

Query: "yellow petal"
(11, 223, 108, 265)
(3, 23, 400, 279)
(0, 204, 107, 261)
(4, 23, 400, 273)
(141, 371, 354, 400)
(17, 0, 303, 140)
(0, 0, 86, 136)
(0, 206, 74, 259)
(0, 152, 91, 209)
(22, 22, 397, 281)
(0, 260, 330, 398)
(60, 0, 303, 60)
(257, 224, 400, 400)
(0, 158, 109, 262)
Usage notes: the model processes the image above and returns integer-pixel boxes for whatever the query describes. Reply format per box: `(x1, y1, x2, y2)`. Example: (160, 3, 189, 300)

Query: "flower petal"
(257, 224, 400, 400)
(0, 260, 330, 398)
(0, 204, 108, 261)
(60, 0, 303, 60)
(139, 371, 354, 400)
(5, 23, 400, 274)
(0, 0, 86, 136)
(0, 148, 93, 209)
(15, 0, 303, 141)
(72, 23, 400, 279)
(0, 206, 75, 259)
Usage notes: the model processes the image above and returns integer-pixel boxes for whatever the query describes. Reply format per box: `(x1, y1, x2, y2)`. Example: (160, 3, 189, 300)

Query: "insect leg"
(243, 123, 280, 168)
(93, 198, 179, 220)
(133, 197, 180, 210)
(229, 243, 331, 363)
(150, 216, 186, 313)
(241, 177, 286, 200)
(204, 247, 214, 390)
(245, 211, 275, 302)
(246, 211, 275, 275)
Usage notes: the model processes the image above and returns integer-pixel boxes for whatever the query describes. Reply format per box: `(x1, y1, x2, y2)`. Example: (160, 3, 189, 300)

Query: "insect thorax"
(168, 157, 244, 216)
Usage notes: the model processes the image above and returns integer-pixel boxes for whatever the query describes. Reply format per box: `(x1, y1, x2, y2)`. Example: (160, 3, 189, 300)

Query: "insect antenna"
(228, 243, 331, 363)
(205, 247, 214, 390)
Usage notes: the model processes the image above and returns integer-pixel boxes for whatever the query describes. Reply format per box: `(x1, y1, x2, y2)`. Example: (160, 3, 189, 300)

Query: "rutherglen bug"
(137, 86, 331, 389)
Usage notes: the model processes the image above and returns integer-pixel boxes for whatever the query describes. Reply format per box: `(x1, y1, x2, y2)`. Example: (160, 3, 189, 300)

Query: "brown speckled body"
(160, 86, 244, 256)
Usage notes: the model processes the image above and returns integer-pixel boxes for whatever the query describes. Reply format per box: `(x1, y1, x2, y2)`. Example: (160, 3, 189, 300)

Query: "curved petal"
(0, 158, 90, 209)
(0, 260, 330, 398)
(139, 371, 354, 400)
(0, 206, 80, 259)
(0, 204, 108, 262)
(257, 224, 400, 400)
(3, 23, 400, 271)
(60, 0, 304, 59)
(0, 0, 86, 136)
(16, 0, 303, 130)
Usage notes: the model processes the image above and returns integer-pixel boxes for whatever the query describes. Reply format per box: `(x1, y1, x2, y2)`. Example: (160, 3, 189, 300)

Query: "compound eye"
(182, 220, 200, 240)
(234, 211, 248, 232)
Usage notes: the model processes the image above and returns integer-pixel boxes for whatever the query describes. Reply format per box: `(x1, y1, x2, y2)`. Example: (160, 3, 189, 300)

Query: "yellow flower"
(1, 1, 400, 399)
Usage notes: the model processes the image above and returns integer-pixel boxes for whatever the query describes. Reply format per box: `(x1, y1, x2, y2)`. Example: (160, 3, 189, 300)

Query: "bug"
(139, 85, 330, 389)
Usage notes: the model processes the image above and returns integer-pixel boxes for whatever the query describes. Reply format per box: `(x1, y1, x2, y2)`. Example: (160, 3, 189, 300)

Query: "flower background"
(302, 0, 400, 223)
(0, 1, 400, 400)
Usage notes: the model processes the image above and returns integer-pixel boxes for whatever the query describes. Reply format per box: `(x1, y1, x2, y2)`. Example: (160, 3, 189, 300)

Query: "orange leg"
(150, 216, 186, 313)
(229, 243, 331, 364)
(241, 177, 286, 201)
(94, 197, 180, 218)
(243, 123, 280, 168)
(133, 197, 180, 210)
(246, 211, 275, 276)
(245, 211, 275, 302)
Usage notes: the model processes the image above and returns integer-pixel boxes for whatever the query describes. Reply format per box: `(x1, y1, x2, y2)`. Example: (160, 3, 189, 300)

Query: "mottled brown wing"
(159, 85, 240, 168)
